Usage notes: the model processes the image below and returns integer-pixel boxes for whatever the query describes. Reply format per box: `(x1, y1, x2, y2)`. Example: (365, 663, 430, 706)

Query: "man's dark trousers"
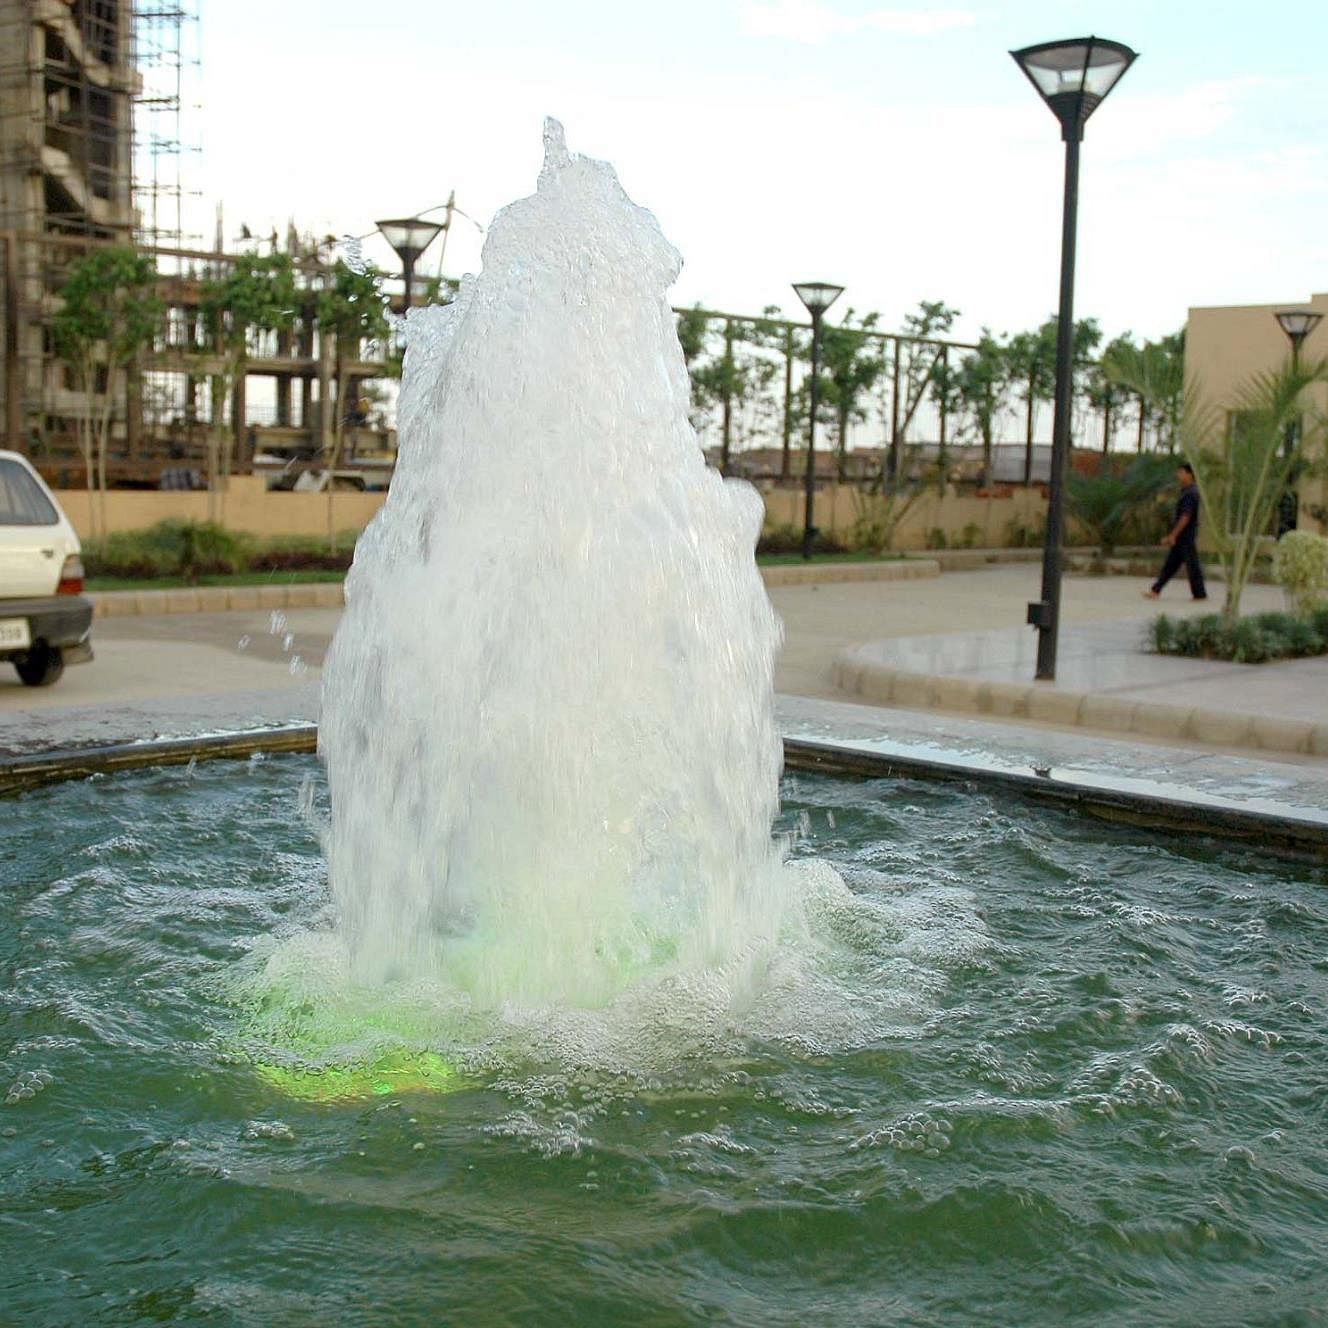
(1151, 538, 1206, 597)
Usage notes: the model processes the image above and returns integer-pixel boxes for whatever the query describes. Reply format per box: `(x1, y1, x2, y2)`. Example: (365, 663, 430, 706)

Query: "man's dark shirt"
(1174, 483, 1199, 544)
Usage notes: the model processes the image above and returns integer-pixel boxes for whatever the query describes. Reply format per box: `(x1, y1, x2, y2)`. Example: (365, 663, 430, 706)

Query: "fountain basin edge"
(3, 724, 1326, 861)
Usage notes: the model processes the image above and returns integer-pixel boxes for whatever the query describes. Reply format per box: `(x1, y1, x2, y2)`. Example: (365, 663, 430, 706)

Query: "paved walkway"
(1, 563, 1321, 765)
(793, 566, 1326, 757)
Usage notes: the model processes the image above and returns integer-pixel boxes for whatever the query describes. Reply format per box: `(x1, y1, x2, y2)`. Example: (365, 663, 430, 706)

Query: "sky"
(190, 0, 1328, 345)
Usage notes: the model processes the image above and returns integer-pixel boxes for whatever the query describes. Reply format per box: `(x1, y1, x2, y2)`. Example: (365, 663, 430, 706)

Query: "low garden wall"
(55, 477, 1050, 553)
(54, 477, 386, 542)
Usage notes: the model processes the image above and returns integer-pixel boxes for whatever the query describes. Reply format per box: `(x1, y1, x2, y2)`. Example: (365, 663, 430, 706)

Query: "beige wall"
(56, 475, 1052, 552)
(1186, 291, 1328, 536)
(57, 476, 388, 541)
(761, 483, 1049, 550)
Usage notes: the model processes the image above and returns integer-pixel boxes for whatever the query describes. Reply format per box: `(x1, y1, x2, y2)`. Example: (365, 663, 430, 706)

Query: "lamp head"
(375, 217, 446, 266)
(792, 282, 845, 318)
(1011, 36, 1137, 141)
(1274, 309, 1323, 350)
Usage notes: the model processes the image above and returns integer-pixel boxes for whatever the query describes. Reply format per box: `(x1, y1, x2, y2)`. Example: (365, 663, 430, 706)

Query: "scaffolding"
(132, 0, 199, 256)
(0, 0, 202, 458)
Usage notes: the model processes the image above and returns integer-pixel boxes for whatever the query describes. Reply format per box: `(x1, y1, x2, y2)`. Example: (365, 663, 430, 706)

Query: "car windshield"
(0, 458, 59, 526)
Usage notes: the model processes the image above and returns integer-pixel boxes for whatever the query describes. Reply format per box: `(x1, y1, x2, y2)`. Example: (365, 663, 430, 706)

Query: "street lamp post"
(1012, 36, 1137, 681)
(792, 281, 844, 561)
(1274, 309, 1322, 372)
(375, 216, 447, 313)
(1272, 309, 1322, 534)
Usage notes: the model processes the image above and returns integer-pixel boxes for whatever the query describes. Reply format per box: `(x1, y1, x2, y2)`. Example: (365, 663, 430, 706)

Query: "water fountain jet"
(319, 121, 791, 1009)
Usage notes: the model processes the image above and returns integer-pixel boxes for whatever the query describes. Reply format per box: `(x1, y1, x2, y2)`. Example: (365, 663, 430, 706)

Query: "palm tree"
(1185, 357, 1327, 625)
(1102, 331, 1185, 452)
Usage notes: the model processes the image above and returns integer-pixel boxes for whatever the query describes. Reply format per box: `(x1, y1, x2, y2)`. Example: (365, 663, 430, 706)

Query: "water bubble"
(5, 1070, 54, 1105)
(243, 1120, 295, 1142)
(340, 234, 369, 275)
(289, 656, 307, 677)
(268, 611, 287, 636)
(282, 632, 295, 652)
(237, 635, 251, 650)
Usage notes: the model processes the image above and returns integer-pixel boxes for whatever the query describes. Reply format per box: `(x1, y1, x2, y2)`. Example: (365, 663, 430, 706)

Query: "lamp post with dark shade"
(792, 281, 844, 561)
(376, 216, 446, 313)
(1273, 309, 1322, 534)
(1275, 309, 1322, 367)
(1011, 36, 1137, 681)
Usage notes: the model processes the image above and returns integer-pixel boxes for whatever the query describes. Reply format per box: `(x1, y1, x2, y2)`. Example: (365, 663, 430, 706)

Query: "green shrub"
(1147, 615, 1177, 654)
(925, 527, 948, 550)
(1272, 530, 1328, 617)
(1066, 455, 1174, 556)
(1003, 517, 1046, 549)
(1150, 608, 1328, 663)
(757, 524, 848, 557)
(82, 519, 251, 580)
(248, 532, 356, 573)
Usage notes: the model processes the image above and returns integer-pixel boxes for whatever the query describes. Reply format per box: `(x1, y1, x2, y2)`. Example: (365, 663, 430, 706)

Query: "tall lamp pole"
(376, 216, 447, 313)
(1273, 308, 1322, 534)
(792, 281, 844, 561)
(1012, 36, 1137, 681)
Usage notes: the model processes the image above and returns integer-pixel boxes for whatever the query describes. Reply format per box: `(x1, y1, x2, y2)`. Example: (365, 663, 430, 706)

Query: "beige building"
(1186, 291, 1328, 536)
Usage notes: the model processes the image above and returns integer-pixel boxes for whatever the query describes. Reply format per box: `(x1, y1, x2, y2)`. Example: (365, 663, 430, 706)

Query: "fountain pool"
(3, 756, 1326, 1325)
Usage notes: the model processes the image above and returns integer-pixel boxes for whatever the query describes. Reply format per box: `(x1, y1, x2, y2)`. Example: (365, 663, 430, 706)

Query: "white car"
(0, 450, 94, 686)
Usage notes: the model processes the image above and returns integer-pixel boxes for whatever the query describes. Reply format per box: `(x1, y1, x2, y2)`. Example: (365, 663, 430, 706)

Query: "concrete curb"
(760, 560, 940, 587)
(5, 727, 1325, 858)
(87, 560, 944, 616)
(89, 581, 347, 617)
(831, 649, 1328, 759)
(918, 548, 1044, 571)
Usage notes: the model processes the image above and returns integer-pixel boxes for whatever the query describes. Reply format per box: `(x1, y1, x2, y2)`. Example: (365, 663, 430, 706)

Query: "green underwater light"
(252, 1048, 462, 1104)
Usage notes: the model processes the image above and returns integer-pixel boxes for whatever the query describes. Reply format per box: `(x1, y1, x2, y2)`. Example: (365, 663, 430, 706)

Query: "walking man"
(1144, 461, 1207, 600)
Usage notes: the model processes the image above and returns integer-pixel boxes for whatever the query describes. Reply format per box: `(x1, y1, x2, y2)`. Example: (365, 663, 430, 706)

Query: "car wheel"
(14, 644, 65, 687)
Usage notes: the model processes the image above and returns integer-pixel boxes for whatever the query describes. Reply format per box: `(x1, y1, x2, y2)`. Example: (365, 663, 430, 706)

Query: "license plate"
(0, 618, 31, 649)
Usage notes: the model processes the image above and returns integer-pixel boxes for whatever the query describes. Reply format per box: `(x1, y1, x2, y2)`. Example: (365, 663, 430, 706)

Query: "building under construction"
(0, 0, 396, 489)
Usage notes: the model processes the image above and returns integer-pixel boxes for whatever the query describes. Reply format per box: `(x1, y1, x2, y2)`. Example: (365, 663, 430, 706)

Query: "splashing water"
(318, 121, 792, 1009)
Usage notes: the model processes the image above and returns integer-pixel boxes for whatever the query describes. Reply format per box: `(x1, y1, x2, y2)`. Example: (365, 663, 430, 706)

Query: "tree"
(1103, 329, 1185, 453)
(198, 253, 298, 519)
(1007, 316, 1103, 481)
(955, 332, 1011, 489)
(688, 316, 781, 474)
(928, 347, 963, 473)
(887, 301, 959, 476)
(317, 259, 390, 549)
(50, 246, 161, 534)
(850, 450, 941, 551)
(1085, 332, 1136, 453)
(817, 309, 885, 480)
(676, 305, 709, 371)
(1187, 357, 1328, 625)
(1005, 321, 1056, 483)
(761, 310, 807, 482)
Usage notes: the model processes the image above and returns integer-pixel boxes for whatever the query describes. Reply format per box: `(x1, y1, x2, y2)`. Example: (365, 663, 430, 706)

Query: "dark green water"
(3, 756, 1326, 1327)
